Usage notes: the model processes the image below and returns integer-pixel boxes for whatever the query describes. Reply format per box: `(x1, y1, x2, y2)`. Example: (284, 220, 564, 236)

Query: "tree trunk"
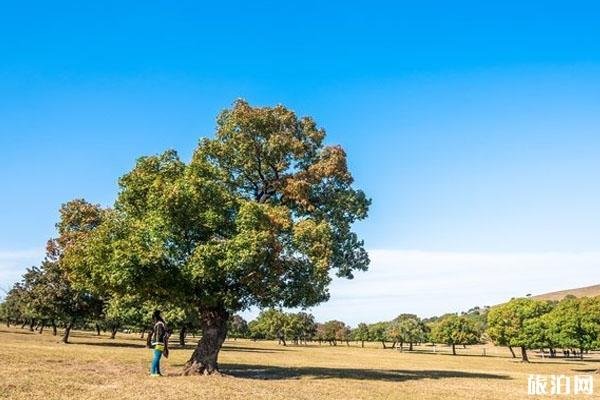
(452, 343, 456, 355)
(29, 319, 35, 331)
(51, 320, 57, 336)
(96, 323, 101, 336)
(409, 342, 413, 351)
(39, 321, 45, 334)
(62, 321, 73, 344)
(179, 326, 187, 346)
(21, 320, 27, 329)
(520, 346, 529, 362)
(580, 347, 584, 360)
(361, 340, 364, 348)
(381, 341, 387, 349)
(508, 346, 516, 358)
(140, 330, 145, 339)
(110, 326, 118, 339)
(183, 306, 229, 375)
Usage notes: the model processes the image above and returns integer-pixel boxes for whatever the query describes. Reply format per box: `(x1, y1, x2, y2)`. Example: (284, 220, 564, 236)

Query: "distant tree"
(386, 314, 427, 351)
(229, 315, 249, 339)
(431, 314, 480, 355)
(486, 298, 553, 362)
(44, 199, 106, 343)
(1, 283, 29, 329)
(352, 323, 370, 347)
(545, 296, 600, 359)
(103, 295, 148, 339)
(461, 306, 489, 335)
(249, 309, 289, 344)
(286, 312, 316, 344)
(321, 320, 351, 345)
(368, 321, 390, 348)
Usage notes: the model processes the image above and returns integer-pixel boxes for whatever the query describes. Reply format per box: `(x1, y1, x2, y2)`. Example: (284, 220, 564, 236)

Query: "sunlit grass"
(1, 327, 597, 399)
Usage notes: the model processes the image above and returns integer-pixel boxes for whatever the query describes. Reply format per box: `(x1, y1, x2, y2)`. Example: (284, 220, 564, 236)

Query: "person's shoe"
(150, 373, 161, 377)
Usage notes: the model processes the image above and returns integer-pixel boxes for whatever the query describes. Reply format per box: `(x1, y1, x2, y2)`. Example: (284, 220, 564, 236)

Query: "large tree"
(65, 100, 370, 374)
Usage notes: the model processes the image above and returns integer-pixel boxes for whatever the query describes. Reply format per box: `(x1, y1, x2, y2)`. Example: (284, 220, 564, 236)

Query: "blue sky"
(1, 1, 600, 324)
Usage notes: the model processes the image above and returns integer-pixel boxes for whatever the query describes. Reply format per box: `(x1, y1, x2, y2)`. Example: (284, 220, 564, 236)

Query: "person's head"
(152, 309, 163, 323)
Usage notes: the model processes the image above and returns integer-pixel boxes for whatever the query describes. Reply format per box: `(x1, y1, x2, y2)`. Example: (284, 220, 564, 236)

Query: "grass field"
(1, 327, 598, 400)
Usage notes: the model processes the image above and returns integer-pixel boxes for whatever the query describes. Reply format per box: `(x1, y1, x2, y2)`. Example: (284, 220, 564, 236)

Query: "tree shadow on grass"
(221, 345, 290, 353)
(220, 363, 511, 382)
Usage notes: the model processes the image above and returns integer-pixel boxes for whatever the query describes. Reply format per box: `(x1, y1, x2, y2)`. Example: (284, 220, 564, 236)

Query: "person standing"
(149, 310, 169, 376)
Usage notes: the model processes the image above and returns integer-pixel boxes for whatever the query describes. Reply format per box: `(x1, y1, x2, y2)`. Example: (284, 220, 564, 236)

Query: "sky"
(1, 1, 600, 325)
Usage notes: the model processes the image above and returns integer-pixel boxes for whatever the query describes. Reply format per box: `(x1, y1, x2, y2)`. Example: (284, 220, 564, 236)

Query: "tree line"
(3, 269, 600, 363)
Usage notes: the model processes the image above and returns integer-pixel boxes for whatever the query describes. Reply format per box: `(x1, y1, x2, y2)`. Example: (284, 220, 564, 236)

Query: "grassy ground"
(1, 326, 597, 399)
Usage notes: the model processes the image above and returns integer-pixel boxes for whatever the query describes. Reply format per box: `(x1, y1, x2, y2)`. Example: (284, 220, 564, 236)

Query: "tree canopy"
(63, 100, 371, 374)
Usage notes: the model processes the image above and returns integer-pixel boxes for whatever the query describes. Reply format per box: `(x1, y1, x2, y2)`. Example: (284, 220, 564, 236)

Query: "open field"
(1, 327, 598, 400)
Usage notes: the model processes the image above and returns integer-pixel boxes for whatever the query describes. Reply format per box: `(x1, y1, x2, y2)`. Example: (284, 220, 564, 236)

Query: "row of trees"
(487, 296, 600, 362)
(3, 275, 600, 363)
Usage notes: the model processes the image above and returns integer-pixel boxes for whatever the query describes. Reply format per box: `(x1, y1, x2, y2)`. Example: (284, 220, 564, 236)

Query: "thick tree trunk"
(409, 342, 413, 351)
(520, 346, 529, 362)
(508, 346, 516, 358)
(180, 326, 187, 346)
(51, 320, 57, 336)
(62, 321, 73, 344)
(110, 326, 118, 339)
(183, 306, 229, 375)
(452, 343, 456, 355)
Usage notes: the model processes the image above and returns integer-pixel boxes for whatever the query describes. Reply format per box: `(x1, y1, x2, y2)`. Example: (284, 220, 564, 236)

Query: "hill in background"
(532, 284, 600, 301)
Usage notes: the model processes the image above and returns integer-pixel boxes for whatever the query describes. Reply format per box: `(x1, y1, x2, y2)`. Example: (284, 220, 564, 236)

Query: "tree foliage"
(63, 100, 370, 374)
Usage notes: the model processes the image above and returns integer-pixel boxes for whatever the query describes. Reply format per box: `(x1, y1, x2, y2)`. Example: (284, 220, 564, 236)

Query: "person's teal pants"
(150, 348, 163, 375)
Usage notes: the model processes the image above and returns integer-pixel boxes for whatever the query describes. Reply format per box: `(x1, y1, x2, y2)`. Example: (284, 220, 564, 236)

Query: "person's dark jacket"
(151, 321, 166, 345)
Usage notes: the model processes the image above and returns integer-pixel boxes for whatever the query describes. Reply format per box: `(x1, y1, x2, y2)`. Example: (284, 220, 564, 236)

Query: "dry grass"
(1, 326, 598, 399)
(533, 284, 600, 301)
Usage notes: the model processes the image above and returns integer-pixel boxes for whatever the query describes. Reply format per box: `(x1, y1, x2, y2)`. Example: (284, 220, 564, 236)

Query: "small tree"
(368, 321, 390, 348)
(229, 315, 249, 339)
(387, 314, 426, 351)
(352, 323, 370, 348)
(431, 314, 479, 355)
(486, 298, 553, 362)
(250, 309, 289, 344)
